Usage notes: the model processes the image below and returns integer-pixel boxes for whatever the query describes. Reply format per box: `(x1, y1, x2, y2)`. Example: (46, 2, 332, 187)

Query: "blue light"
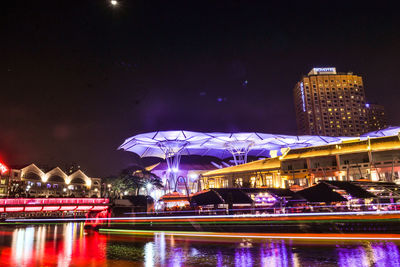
(300, 82, 306, 112)
(366, 103, 370, 108)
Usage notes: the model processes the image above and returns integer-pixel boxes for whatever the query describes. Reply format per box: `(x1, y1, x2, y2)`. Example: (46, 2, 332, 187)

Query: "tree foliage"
(102, 167, 163, 199)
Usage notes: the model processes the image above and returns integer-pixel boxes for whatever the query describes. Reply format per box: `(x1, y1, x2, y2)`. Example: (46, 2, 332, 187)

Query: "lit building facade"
(294, 67, 369, 136)
(201, 134, 400, 190)
(0, 162, 9, 197)
(367, 103, 387, 132)
(2, 164, 101, 198)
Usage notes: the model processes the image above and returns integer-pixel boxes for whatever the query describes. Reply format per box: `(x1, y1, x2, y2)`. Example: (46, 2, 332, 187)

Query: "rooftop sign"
(308, 67, 337, 75)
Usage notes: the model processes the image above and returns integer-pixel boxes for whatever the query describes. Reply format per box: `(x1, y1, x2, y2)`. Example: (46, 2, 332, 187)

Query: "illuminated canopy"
(119, 127, 400, 165)
(119, 127, 400, 190)
(361, 126, 400, 138)
(118, 130, 359, 164)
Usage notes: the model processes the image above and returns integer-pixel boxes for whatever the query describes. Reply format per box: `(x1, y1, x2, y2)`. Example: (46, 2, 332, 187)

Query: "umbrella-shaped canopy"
(119, 130, 361, 160)
(118, 131, 214, 159)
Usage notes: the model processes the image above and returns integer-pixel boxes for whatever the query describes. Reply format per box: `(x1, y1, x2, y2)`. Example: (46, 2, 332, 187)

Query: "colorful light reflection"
(0, 224, 107, 266)
(2, 224, 400, 266)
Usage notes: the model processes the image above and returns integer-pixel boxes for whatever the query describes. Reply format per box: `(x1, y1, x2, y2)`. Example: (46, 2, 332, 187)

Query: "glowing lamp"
(5, 207, 24, 212)
(0, 162, 8, 174)
(42, 206, 60, 211)
(76, 205, 93, 211)
(60, 206, 77, 211)
(111, 0, 118, 6)
(189, 173, 198, 179)
(91, 206, 108, 211)
(25, 206, 43, 212)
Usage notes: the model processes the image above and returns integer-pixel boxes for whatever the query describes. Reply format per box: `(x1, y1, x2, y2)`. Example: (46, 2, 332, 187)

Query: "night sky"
(1, 1, 400, 177)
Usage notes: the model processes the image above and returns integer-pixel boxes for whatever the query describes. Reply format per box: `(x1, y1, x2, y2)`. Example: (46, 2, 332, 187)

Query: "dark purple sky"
(1, 1, 400, 176)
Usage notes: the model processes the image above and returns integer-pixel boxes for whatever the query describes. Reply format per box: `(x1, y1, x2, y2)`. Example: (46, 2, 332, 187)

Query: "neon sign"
(300, 82, 306, 112)
(0, 162, 8, 174)
(314, 67, 335, 72)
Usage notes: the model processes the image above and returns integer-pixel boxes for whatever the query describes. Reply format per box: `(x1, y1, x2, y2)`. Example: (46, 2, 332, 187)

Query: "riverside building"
(1, 163, 101, 198)
(201, 130, 400, 189)
(294, 67, 386, 137)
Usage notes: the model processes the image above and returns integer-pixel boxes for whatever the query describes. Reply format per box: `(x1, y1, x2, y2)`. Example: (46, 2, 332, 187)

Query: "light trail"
(123, 203, 400, 216)
(6, 210, 400, 223)
(99, 228, 400, 241)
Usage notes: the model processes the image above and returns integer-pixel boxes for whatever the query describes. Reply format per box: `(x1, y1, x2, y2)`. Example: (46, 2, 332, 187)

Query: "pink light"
(42, 206, 60, 211)
(0, 198, 109, 206)
(76, 206, 93, 211)
(91, 206, 108, 211)
(59, 206, 77, 211)
(25, 206, 43, 212)
(0, 207, 4, 212)
(5, 207, 24, 212)
(0, 162, 8, 174)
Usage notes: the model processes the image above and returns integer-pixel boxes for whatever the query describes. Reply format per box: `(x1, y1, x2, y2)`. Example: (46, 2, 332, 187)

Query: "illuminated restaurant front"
(201, 135, 400, 189)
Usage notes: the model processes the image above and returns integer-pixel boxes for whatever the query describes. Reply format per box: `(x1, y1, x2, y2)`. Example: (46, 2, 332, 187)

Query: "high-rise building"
(294, 67, 370, 137)
(366, 103, 387, 132)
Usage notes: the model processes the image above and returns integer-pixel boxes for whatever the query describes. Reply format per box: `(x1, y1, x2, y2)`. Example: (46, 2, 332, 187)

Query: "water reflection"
(337, 242, 400, 267)
(1, 223, 107, 266)
(1, 224, 400, 266)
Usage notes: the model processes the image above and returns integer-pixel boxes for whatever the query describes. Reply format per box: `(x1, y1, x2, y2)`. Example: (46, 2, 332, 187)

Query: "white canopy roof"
(118, 130, 372, 160)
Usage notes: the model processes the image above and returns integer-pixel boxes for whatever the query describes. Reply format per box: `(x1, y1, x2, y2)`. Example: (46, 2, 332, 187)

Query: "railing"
(0, 198, 109, 206)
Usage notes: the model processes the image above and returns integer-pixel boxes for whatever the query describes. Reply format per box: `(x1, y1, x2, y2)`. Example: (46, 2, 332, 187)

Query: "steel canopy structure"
(118, 131, 365, 166)
(119, 128, 400, 192)
(118, 131, 362, 188)
(118, 131, 213, 189)
(119, 128, 400, 163)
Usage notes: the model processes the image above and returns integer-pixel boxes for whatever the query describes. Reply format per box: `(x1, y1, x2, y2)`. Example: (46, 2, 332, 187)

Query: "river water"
(1, 223, 400, 266)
